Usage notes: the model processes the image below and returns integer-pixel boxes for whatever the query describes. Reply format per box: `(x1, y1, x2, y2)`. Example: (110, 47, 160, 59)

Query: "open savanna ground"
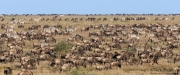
(0, 15, 180, 75)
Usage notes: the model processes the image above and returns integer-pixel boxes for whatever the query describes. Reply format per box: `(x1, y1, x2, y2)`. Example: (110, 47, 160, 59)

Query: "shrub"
(54, 41, 71, 57)
(129, 47, 136, 52)
(69, 68, 94, 75)
(70, 69, 79, 75)
(73, 20, 78, 22)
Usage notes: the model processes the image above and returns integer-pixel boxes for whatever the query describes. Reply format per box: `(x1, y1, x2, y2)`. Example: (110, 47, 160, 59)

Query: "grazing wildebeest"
(18, 25, 24, 28)
(4, 67, 13, 75)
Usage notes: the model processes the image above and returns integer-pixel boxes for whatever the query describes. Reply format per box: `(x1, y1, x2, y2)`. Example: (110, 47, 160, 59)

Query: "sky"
(0, 0, 179, 14)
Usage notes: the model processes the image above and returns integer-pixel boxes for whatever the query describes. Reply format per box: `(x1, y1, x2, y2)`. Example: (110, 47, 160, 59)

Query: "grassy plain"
(0, 15, 180, 75)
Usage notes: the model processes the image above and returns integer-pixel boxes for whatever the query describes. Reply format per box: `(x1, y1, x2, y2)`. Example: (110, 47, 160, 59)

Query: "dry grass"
(1, 15, 180, 75)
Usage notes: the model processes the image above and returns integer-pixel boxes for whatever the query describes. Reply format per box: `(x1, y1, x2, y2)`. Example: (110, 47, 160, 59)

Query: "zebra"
(18, 18, 26, 24)
(34, 18, 41, 22)
(65, 27, 76, 32)
(7, 20, 17, 25)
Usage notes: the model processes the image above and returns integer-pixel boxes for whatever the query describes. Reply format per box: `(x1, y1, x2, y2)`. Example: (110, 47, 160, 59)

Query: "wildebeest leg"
(174, 58, 176, 64)
(59, 68, 62, 73)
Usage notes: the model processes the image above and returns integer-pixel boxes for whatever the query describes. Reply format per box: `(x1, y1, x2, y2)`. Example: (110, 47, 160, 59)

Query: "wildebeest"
(1, 15, 180, 74)
(4, 67, 13, 75)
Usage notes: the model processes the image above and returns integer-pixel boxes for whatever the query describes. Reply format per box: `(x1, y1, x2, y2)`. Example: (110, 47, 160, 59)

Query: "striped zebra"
(7, 20, 17, 25)
(65, 27, 76, 32)
(34, 18, 41, 22)
(18, 18, 26, 24)
(7, 20, 17, 28)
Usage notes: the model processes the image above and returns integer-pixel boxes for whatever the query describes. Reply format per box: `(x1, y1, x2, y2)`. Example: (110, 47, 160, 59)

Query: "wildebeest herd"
(1, 14, 180, 75)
